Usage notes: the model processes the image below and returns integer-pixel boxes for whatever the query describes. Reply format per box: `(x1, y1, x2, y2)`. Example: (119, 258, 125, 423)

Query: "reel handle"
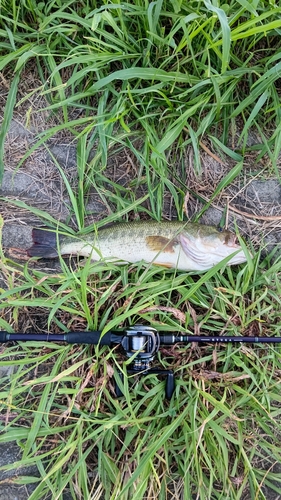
(115, 368, 175, 400)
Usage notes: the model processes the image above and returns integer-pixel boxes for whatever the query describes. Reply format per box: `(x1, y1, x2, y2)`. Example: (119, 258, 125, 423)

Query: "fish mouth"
(225, 233, 240, 248)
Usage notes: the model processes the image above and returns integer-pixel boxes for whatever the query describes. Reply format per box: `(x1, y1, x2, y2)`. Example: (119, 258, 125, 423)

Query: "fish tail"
(27, 228, 59, 258)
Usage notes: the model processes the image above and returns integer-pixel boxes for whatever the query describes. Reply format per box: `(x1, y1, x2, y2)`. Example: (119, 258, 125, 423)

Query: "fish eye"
(217, 226, 224, 232)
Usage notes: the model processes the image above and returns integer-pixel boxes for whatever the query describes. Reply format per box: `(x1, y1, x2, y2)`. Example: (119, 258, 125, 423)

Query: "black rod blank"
(0, 330, 281, 346)
(174, 335, 281, 344)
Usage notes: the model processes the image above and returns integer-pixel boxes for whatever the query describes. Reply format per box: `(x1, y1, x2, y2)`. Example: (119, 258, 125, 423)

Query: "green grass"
(2, 0, 281, 187)
(1, 245, 281, 499)
(1, 1, 281, 499)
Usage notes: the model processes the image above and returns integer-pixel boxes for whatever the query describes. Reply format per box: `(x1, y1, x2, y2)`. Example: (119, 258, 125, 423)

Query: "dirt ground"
(1, 70, 281, 499)
(2, 88, 281, 259)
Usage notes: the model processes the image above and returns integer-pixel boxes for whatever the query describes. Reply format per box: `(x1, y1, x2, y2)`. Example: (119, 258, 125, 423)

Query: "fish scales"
(27, 221, 247, 271)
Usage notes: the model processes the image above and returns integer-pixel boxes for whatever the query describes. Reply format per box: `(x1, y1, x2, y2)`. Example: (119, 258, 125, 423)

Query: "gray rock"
(2, 225, 33, 250)
(0, 442, 38, 499)
(48, 145, 77, 170)
(246, 179, 281, 205)
(0, 172, 48, 199)
(8, 120, 34, 141)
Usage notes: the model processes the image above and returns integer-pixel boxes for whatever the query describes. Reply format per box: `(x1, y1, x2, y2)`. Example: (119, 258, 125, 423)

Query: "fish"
(27, 221, 247, 271)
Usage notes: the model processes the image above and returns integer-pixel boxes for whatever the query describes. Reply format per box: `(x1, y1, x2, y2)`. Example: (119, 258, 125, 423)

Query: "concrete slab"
(0, 442, 38, 499)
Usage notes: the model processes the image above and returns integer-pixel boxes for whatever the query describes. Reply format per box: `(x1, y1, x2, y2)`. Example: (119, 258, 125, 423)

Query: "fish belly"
(60, 235, 202, 271)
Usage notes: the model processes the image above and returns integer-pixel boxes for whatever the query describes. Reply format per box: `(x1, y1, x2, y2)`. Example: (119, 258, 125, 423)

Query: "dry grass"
(1, 2, 281, 499)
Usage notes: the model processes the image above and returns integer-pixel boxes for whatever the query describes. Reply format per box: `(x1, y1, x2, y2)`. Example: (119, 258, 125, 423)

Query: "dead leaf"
(140, 306, 186, 323)
(8, 247, 30, 260)
(106, 362, 114, 378)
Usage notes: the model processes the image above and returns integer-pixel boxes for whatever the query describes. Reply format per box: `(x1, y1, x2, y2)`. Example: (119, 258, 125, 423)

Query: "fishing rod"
(1, 326, 281, 399)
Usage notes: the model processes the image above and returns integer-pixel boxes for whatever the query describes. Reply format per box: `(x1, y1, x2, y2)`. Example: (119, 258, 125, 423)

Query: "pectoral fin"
(180, 233, 206, 263)
(146, 236, 177, 253)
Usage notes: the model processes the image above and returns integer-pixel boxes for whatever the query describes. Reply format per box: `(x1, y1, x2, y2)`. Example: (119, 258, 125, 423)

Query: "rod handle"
(0, 331, 113, 345)
(64, 331, 112, 345)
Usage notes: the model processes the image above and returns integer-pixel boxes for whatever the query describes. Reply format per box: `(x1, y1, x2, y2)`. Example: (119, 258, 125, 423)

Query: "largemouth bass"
(27, 221, 247, 271)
